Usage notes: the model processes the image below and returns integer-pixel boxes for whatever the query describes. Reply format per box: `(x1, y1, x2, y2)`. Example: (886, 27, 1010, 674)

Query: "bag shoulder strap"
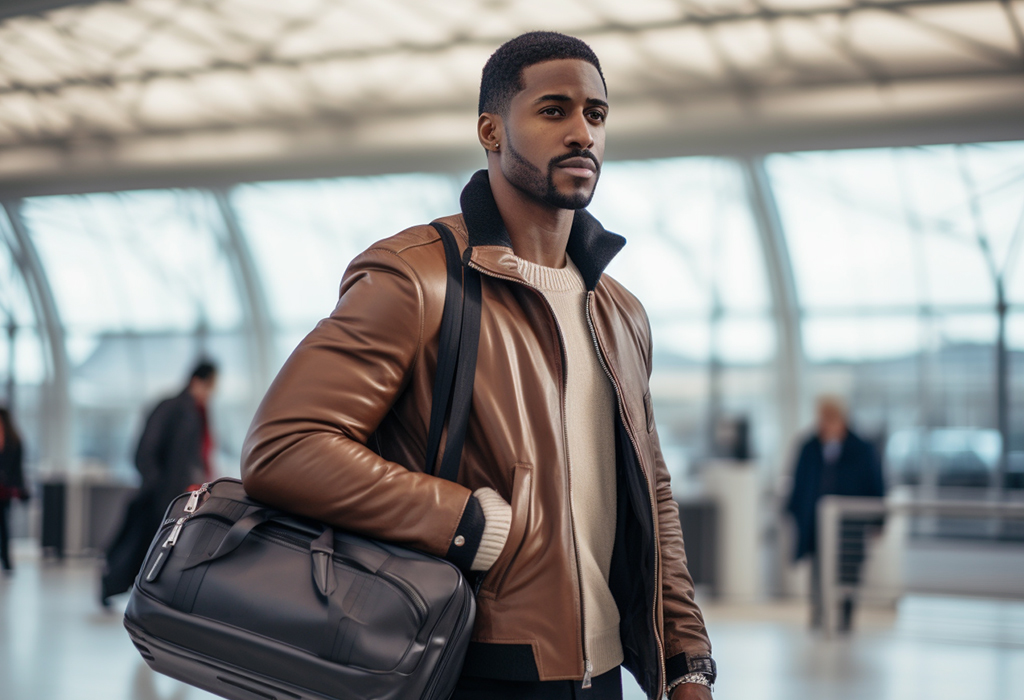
(424, 221, 482, 484)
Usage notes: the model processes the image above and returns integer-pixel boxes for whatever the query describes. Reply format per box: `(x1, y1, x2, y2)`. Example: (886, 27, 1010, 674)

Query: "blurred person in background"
(100, 360, 218, 606)
(787, 395, 885, 631)
(0, 406, 28, 575)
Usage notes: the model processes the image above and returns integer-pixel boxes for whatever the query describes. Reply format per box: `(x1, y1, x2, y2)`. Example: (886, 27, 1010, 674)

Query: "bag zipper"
(184, 482, 211, 513)
(144, 516, 187, 582)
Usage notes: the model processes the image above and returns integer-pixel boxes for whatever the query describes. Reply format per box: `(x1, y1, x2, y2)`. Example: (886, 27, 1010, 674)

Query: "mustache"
(549, 149, 600, 170)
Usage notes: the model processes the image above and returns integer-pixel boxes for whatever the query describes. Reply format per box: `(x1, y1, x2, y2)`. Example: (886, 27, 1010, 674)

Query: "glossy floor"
(1, 541, 1022, 700)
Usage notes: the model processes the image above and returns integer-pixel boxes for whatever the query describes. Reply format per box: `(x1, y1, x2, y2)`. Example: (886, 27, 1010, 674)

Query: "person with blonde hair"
(786, 395, 885, 630)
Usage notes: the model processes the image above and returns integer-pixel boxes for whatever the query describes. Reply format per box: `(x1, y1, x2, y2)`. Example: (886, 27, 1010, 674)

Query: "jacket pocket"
(642, 390, 655, 433)
(478, 463, 532, 599)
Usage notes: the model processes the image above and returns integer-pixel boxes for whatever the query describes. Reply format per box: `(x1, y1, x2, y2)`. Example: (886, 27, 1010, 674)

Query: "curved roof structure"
(1, 0, 1023, 191)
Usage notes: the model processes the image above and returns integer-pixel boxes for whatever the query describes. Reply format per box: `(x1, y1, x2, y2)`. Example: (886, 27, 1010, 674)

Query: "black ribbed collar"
(459, 169, 626, 291)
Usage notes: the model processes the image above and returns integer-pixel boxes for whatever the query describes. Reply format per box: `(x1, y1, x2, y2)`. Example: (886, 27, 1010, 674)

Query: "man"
(101, 360, 217, 606)
(786, 395, 885, 631)
(242, 32, 715, 699)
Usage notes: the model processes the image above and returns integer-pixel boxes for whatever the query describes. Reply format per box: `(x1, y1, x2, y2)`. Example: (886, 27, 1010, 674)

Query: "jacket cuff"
(470, 487, 512, 571)
(666, 652, 717, 686)
(445, 494, 485, 572)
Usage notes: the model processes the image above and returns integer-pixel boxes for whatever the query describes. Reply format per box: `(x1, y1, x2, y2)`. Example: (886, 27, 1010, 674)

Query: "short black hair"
(190, 360, 218, 382)
(479, 31, 606, 115)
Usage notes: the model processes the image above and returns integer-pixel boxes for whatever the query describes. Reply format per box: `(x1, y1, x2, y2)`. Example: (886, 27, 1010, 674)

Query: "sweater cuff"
(470, 487, 512, 571)
(445, 494, 485, 572)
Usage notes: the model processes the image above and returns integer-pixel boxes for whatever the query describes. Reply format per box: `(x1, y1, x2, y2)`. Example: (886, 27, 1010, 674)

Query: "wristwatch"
(665, 655, 717, 696)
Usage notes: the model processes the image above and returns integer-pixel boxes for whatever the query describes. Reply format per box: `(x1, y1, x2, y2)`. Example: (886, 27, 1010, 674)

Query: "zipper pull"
(165, 517, 186, 547)
(582, 659, 593, 689)
(184, 483, 209, 513)
(145, 517, 186, 583)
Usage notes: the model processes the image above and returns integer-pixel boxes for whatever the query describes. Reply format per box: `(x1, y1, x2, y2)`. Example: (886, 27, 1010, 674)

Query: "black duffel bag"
(124, 221, 482, 700)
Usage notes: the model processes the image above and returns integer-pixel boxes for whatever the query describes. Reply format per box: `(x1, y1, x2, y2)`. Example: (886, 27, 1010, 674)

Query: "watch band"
(666, 672, 712, 696)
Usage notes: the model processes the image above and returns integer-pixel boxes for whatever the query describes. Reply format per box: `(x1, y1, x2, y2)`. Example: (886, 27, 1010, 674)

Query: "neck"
(488, 161, 574, 268)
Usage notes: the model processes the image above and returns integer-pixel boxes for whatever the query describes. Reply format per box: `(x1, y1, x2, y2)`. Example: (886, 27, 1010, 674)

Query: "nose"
(564, 109, 595, 151)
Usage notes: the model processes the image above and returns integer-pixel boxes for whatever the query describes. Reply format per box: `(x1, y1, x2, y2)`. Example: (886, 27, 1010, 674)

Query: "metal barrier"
(816, 495, 1024, 636)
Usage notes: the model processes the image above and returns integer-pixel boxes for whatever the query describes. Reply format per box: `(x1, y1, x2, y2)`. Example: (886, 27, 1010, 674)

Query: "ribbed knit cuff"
(470, 487, 512, 571)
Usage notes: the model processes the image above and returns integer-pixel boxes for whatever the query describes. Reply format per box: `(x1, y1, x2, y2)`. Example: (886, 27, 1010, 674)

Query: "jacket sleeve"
(867, 442, 885, 498)
(640, 314, 714, 676)
(135, 399, 174, 493)
(10, 440, 26, 496)
(241, 246, 483, 568)
(651, 420, 714, 671)
(786, 443, 811, 517)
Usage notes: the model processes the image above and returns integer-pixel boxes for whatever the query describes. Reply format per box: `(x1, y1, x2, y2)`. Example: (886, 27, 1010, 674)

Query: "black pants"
(102, 491, 163, 599)
(810, 554, 854, 630)
(452, 667, 622, 700)
(0, 499, 11, 570)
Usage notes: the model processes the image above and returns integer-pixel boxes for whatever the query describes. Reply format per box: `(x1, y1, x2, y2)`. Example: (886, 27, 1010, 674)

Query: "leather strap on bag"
(164, 222, 482, 638)
(425, 221, 481, 483)
(187, 222, 479, 575)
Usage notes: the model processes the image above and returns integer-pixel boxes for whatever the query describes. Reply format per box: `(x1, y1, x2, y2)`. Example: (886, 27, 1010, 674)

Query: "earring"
(494, 143, 500, 151)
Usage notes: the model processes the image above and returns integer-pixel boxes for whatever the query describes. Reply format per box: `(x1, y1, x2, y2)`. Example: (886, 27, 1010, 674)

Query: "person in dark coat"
(100, 360, 217, 606)
(786, 396, 885, 631)
(0, 407, 28, 574)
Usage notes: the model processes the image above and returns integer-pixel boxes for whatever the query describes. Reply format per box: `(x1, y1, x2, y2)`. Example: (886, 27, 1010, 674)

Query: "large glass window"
(231, 173, 463, 360)
(769, 142, 1024, 488)
(5, 141, 1020, 493)
(591, 158, 775, 475)
(0, 211, 49, 472)
(19, 190, 251, 477)
(229, 161, 777, 481)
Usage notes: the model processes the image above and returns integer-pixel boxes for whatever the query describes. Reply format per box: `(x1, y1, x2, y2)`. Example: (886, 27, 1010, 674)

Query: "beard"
(502, 137, 600, 210)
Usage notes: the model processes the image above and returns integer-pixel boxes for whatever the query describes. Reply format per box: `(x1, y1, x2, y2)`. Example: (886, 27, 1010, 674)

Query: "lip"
(556, 157, 597, 178)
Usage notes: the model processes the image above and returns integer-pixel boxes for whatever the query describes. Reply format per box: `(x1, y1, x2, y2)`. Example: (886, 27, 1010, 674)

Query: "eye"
(587, 110, 607, 122)
(540, 106, 564, 116)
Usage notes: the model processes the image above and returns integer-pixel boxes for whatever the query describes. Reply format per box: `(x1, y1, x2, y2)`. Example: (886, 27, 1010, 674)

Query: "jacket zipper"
(585, 292, 666, 697)
(467, 260, 592, 686)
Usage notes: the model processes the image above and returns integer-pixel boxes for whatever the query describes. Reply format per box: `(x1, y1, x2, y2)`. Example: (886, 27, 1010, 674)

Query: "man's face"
(499, 59, 607, 210)
(818, 403, 847, 443)
(191, 377, 217, 406)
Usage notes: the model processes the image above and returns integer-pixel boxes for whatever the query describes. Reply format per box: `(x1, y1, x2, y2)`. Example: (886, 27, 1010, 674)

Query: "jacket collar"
(459, 169, 626, 291)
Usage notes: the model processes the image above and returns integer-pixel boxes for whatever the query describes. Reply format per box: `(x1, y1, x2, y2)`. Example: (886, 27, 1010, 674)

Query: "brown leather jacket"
(241, 171, 713, 697)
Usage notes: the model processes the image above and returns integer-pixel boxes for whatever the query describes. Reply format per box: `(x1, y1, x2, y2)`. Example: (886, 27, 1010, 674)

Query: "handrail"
(816, 495, 1024, 636)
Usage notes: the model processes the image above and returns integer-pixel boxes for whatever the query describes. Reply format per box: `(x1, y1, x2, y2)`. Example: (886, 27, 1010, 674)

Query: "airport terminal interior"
(1, 0, 1023, 698)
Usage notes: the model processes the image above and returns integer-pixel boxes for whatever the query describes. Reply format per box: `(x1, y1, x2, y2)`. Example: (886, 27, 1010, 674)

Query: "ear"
(477, 112, 504, 154)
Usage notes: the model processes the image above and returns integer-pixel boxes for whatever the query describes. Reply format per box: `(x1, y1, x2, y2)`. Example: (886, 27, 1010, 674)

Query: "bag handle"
(424, 221, 481, 483)
(183, 510, 389, 578)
